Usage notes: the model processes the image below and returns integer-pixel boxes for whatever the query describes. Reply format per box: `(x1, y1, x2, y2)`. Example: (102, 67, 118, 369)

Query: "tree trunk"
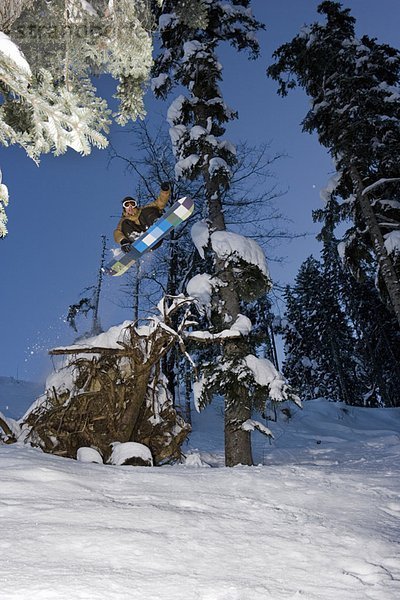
(205, 185, 254, 465)
(351, 168, 400, 328)
(224, 383, 253, 467)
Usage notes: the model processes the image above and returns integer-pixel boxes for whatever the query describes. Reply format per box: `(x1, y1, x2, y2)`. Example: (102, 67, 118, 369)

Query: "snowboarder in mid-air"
(114, 181, 171, 253)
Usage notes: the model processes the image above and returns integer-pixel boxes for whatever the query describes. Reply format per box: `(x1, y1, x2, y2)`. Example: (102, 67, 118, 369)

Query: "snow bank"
(1, 399, 400, 600)
(211, 230, 269, 276)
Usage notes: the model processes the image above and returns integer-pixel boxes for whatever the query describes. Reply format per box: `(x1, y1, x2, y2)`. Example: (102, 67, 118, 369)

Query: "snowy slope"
(0, 376, 43, 419)
(1, 399, 400, 600)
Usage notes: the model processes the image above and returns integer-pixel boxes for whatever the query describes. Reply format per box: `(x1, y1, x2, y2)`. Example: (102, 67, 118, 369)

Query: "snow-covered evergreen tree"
(281, 255, 360, 404)
(344, 276, 400, 407)
(268, 1, 400, 325)
(315, 191, 400, 407)
(153, 1, 299, 466)
(0, 0, 159, 236)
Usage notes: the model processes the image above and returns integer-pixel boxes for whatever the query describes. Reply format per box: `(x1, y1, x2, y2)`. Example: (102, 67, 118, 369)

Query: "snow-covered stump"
(23, 299, 193, 464)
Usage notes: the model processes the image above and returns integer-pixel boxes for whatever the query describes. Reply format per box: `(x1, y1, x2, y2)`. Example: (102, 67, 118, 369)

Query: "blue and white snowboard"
(104, 196, 194, 277)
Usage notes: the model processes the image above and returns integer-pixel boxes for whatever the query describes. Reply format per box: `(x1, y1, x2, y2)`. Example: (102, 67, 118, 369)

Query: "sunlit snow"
(1, 398, 399, 600)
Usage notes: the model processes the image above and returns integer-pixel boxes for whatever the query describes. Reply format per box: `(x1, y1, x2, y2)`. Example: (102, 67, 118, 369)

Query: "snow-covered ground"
(1, 399, 400, 600)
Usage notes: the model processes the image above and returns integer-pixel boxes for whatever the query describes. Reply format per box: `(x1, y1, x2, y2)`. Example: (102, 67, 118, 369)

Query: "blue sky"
(1, 0, 399, 382)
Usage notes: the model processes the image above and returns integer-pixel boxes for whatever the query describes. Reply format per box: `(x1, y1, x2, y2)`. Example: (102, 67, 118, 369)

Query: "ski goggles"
(123, 199, 138, 209)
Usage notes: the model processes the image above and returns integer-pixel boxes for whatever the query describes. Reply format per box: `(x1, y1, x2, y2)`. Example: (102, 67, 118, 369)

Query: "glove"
(120, 239, 132, 253)
(161, 181, 170, 191)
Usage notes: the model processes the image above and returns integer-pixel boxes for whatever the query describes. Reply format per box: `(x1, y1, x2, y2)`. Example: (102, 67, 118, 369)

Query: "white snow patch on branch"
(167, 95, 186, 126)
(0, 32, 32, 77)
(188, 314, 252, 342)
(191, 221, 210, 258)
(175, 154, 200, 179)
(0, 169, 9, 238)
(384, 231, 400, 255)
(362, 178, 400, 196)
(192, 378, 206, 413)
(243, 355, 301, 405)
(337, 241, 346, 262)
(209, 157, 230, 178)
(151, 73, 168, 92)
(169, 124, 187, 155)
(230, 314, 252, 335)
(53, 321, 133, 352)
(187, 273, 215, 308)
(159, 13, 177, 30)
(211, 230, 269, 277)
(189, 126, 207, 140)
(241, 419, 274, 438)
(183, 40, 205, 61)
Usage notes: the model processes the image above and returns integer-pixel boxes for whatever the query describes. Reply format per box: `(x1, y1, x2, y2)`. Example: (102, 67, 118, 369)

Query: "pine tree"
(267, 1, 400, 325)
(315, 192, 400, 406)
(281, 255, 360, 404)
(152, 1, 300, 466)
(339, 271, 400, 407)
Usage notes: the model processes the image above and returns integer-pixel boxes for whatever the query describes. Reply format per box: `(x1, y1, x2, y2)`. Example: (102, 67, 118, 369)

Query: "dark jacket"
(113, 188, 171, 245)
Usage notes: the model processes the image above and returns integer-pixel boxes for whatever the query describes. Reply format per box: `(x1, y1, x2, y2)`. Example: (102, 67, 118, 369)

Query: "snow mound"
(77, 447, 103, 464)
(109, 442, 153, 467)
(181, 452, 211, 467)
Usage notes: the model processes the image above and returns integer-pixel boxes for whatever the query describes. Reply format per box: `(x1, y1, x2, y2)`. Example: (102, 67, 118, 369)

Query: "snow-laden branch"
(186, 314, 252, 342)
(362, 178, 400, 197)
(241, 419, 274, 438)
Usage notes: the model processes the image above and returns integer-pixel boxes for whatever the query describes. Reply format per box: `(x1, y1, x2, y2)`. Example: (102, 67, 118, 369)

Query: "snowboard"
(104, 196, 194, 277)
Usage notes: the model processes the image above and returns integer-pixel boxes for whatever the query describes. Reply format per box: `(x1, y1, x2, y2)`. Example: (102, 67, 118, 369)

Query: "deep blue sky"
(1, 0, 399, 382)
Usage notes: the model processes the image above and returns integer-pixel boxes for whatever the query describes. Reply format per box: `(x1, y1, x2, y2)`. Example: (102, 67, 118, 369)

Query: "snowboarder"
(114, 182, 171, 252)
